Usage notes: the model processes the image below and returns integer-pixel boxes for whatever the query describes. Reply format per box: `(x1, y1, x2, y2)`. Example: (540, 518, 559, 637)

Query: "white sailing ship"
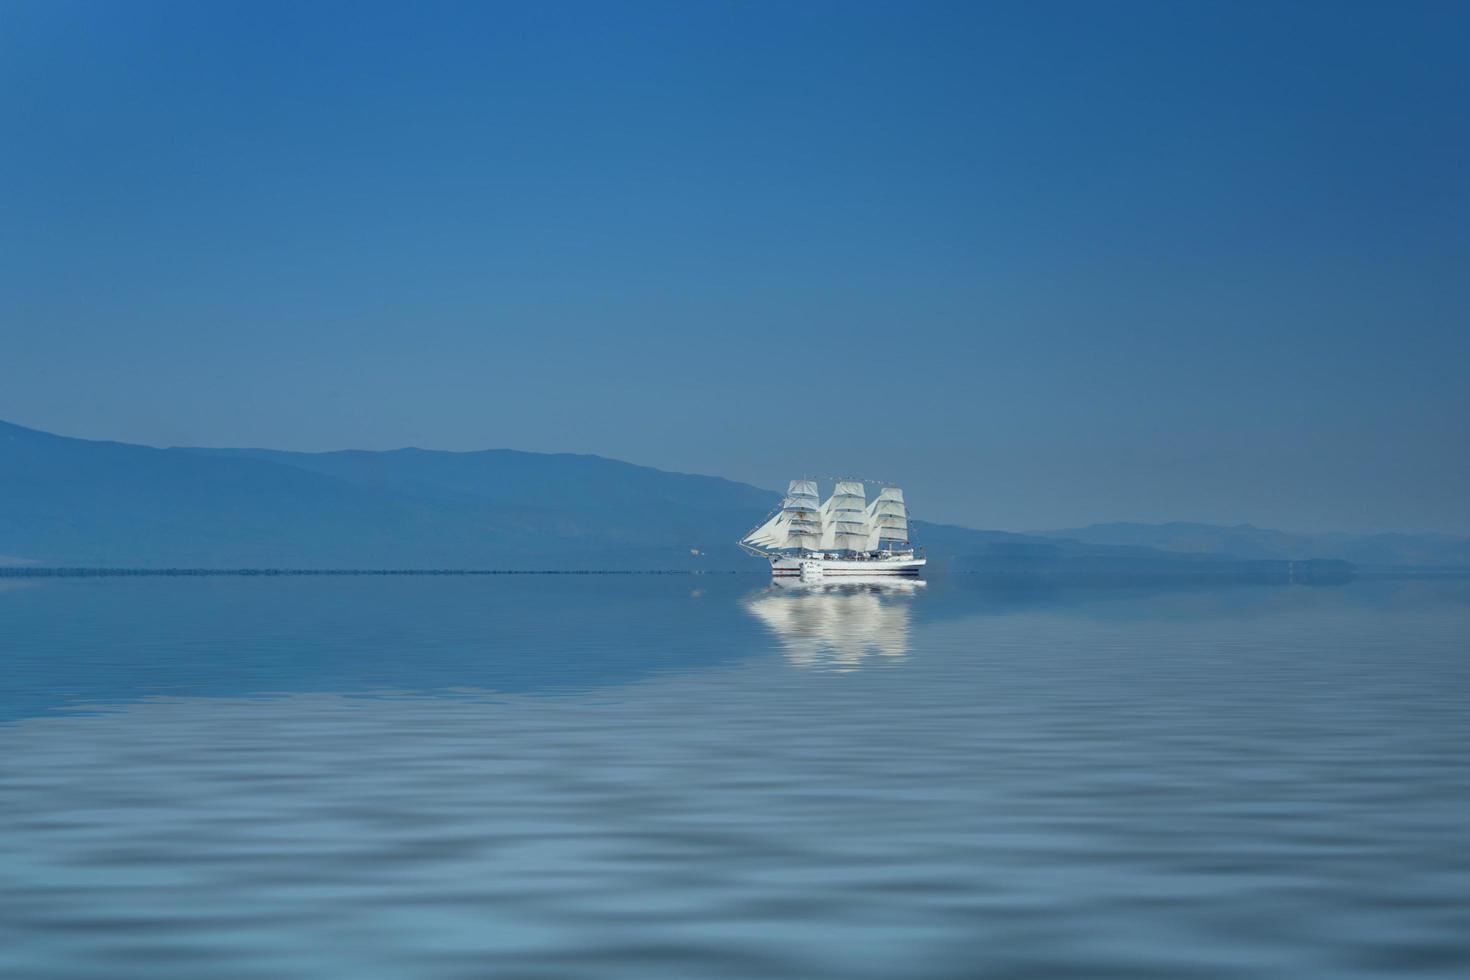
(739, 480, 927, 580)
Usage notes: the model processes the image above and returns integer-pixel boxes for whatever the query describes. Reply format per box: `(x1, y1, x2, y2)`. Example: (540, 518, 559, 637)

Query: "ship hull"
(769, 555, 926, 578)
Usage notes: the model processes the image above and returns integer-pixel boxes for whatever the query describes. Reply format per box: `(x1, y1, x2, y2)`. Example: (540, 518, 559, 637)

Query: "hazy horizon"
(4, 2, 1467, 535)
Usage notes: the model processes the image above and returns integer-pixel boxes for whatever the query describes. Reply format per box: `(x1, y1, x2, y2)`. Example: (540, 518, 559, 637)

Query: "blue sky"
(2, 1, 1467, 533)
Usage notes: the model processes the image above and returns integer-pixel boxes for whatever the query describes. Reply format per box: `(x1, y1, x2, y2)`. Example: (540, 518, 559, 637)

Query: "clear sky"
(2, 1, 1467, 534)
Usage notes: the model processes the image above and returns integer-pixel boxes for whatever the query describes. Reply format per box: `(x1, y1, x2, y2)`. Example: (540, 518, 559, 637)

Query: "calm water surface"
(2, 575, 1467, 978)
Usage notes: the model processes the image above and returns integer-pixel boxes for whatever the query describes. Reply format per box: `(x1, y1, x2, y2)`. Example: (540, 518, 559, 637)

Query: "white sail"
(787, 479, 819, 500)
(782, 480, 823, 551)
(818, 495, 838, 550)
(827, 481, 869, 551)
(742, 510, 787, 550)
(866, 486, 909, 550)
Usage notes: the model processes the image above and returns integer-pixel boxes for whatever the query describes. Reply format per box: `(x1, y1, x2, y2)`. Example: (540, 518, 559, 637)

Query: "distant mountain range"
(2, 420, 1463, 571)
(1030, 522, 1470, 570)
(0, 420, 771, 569)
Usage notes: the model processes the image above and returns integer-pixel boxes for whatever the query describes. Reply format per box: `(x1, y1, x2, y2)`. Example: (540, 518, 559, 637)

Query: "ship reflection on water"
(743, 578, 923, 671)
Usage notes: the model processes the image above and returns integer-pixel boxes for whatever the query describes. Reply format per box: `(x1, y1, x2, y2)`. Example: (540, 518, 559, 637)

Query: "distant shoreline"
(3, 566, 1464, 582)
(0, 567, 745, 578)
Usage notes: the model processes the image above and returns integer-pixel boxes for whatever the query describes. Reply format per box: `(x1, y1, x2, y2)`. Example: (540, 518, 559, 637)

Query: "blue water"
(2, 574, 1467, 978)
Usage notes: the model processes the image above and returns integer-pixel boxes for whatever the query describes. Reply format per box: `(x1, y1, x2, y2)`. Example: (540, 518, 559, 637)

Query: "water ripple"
(2, 577, 1468, 977)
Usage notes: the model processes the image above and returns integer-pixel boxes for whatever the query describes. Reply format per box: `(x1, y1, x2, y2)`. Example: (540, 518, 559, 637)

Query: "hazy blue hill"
(1030, 522, 1309, 559)
(1032, 522, 1470, 569)
(183, 446, 776, 540)
(0, 421, 780, 569)
(1, 420, 411, 567)
(183, 444, 784, 567)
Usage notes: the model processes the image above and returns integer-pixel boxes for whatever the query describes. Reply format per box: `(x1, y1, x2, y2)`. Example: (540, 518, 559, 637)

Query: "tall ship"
(739, 479, 926, 580)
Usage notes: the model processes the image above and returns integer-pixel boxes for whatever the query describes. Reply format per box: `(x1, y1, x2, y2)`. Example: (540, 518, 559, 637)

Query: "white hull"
(769, 555, 926, 578)
(767, 575, 927, 591)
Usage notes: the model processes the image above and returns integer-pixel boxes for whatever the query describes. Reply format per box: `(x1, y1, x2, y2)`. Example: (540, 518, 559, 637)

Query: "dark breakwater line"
(0, 567, 747, 578)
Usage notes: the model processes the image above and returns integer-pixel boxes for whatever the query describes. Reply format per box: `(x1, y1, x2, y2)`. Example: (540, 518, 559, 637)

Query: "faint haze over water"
(2, 1, 1468, 533)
